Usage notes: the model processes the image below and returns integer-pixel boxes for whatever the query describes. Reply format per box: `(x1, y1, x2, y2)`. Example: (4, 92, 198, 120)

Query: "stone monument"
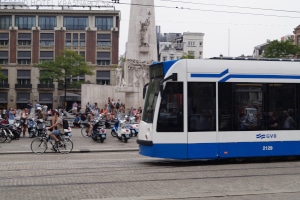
(82, 0, 157, 112)
(116, 0, 158, 108)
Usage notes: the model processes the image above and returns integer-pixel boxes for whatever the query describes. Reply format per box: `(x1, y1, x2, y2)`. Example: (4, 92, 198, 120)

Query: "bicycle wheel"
(57, 137, 73, 154)
(31, 137, 47, 154)
(0, 129, 7, 143)
(81, 126, 89, 137)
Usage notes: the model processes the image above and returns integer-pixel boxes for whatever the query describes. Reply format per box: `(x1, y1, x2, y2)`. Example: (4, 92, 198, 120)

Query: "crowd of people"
(0, 97, 143, 138)
(73, 97, 142, 137)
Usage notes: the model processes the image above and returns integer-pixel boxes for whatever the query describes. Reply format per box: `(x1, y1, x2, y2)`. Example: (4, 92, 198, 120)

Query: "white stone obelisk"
(119, 0, 158, 109)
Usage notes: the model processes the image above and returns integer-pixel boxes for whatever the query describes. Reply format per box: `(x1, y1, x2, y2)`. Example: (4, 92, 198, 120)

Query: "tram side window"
(188, 82, 216, 131)
(218, 83, 300, 131)
(267, 83, 299, 130)
(157, 82, 183, 132)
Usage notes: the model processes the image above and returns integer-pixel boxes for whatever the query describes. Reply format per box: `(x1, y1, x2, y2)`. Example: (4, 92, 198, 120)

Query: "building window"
(15, 16, 36, 30)
(188, 51, 195, 56)
(96, 71, 110, 85)
(170, 56, 174, 60)
(39, 93, 53, 105)
(97, 52, 110, 66)
(73, 33, 78, 46)
(64, 16, 88, 30)
(40, 70, 53, 84)
(79, 51, 85, 60)
(65, 33, 85, 47)
(95, 17, 113, 31)
(72, 74, 85, 88)
(0, 33, 9, 46)
(162, 56, 167, 61)
(39, 16, 56, 30)
(0, 51, 8, 64)
(40, 51, 54, 62)
(97, 34, 111, 47)
(199, 42, 203, 46)
(66, 33, 71, 46)
(40, 33, 54, 46)
(18, 33, 31, 46)
(298, 35, 300, 46)
(80, 33, 85, 46)
(187, 41, 195, 46)
(17, 51, 31, 65)
(17, 70, 31, 85)
(0, 70, 8, 85)
(0, 16, 11, 30)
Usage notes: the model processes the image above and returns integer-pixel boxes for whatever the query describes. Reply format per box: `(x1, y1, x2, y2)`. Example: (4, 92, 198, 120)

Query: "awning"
(60, 93, 81, 102)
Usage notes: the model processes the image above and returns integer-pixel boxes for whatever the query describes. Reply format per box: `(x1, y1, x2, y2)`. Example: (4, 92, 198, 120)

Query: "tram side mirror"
(160, 84, 164, 97)
(143, 83, 149, 99)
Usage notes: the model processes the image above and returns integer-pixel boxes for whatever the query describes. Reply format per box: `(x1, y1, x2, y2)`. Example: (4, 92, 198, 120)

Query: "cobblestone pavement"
(0, 127, 138, 154)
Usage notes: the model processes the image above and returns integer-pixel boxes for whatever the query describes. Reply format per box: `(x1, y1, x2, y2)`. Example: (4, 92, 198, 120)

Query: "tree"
(34, 49, 94, 108)
(181, 52, 195, 59)
(263, 38, 300, 58)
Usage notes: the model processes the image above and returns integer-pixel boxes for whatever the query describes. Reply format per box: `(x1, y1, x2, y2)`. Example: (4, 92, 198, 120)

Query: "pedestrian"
(73, 114, 81, 128)
(21, 108, 29, 137)
(27, 100, 32, 113)
(8, 107, 16, 125)
(72, 101, 78, 114)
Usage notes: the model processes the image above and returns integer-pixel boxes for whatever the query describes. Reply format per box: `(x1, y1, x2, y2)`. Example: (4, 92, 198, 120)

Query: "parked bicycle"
(30, 130, 73, 154)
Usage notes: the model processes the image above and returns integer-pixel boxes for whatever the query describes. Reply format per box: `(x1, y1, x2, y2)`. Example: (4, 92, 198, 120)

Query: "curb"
(0, 148, 139, 155)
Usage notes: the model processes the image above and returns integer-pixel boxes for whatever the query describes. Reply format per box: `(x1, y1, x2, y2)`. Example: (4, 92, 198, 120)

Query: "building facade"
(0, 7, 120, 110)
(157, 31, 204, 62)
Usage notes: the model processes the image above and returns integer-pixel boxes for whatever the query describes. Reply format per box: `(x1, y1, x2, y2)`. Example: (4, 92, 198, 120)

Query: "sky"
(113, 0, 300, 59)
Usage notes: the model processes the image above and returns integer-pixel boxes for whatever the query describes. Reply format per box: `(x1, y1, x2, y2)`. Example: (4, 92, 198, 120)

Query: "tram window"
(188, 82, 216, 132)
(267, 83, 299, 130)
(219, 83, 300, 131)
(157, 82, 183, 132)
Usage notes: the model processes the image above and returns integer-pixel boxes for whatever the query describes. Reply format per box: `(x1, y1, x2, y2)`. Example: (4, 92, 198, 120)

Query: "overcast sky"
(114, 0, 300, 59)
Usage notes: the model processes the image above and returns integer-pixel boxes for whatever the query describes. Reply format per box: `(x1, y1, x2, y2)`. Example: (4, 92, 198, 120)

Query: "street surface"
(1, 152, 300, 199)
(1, 128, 300, 199)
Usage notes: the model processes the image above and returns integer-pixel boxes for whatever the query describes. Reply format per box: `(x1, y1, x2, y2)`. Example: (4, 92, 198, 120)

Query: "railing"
(37, 84, 55, 89)
(15, 84, 32, 89)
(0, 83, 9, 88)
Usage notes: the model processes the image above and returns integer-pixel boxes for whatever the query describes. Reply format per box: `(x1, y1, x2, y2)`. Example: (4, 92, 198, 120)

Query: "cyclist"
(47, 111, 63, 146)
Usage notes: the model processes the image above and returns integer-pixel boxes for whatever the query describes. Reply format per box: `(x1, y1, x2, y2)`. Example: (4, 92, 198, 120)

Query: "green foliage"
(263, 38, 300, 58)
(0, 66, 7, 80)
(34, 49, 94, 82)
(181, 52, 195, 59)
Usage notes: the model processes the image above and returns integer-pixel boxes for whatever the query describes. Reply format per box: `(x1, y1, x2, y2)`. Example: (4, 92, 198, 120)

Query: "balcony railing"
(15, 84, 32, 89)
(58, 83, 81, 90)
(38, 84, 55, 90)
(0, 83, 9, 88)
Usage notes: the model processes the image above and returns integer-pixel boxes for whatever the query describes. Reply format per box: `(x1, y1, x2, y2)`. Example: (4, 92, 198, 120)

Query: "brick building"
(0, 7, 120, 110)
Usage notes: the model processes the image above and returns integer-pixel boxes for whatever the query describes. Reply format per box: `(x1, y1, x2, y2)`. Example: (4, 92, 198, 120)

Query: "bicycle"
(81, 122, 90, 137)
(30, 130, 73, 154)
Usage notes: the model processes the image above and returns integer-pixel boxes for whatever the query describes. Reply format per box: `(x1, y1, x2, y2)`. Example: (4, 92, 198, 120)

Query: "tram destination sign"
(0, 0, 114, 7)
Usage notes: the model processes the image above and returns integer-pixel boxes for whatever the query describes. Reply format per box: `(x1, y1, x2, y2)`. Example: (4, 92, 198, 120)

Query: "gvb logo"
(256, 133, 277, 139)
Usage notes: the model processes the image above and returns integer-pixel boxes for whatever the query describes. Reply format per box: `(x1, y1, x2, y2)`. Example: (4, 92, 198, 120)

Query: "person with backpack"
(47, 111, 63, 146)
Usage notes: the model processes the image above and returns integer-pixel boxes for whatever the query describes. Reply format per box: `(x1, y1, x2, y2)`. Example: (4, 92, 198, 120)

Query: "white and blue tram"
(137, 58, 300, 160)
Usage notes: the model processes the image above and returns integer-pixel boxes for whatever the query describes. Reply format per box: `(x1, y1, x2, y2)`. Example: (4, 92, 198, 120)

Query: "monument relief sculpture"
(140, 15, 150, 47)
(127, 59, 152, 87)
(115, 65, 122, 87)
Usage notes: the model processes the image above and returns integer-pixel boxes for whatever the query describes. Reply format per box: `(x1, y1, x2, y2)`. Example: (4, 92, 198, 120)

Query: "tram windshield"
(142, 79, 160, 123)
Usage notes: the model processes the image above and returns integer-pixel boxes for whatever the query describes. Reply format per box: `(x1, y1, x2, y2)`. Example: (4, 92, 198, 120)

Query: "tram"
(137, 58, 300, 160)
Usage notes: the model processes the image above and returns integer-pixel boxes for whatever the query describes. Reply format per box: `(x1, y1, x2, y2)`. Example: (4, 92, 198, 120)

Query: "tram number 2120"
(262, 146, 273, 151)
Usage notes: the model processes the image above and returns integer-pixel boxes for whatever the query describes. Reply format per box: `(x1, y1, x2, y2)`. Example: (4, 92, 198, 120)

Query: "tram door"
(187, 82, 217, 159)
